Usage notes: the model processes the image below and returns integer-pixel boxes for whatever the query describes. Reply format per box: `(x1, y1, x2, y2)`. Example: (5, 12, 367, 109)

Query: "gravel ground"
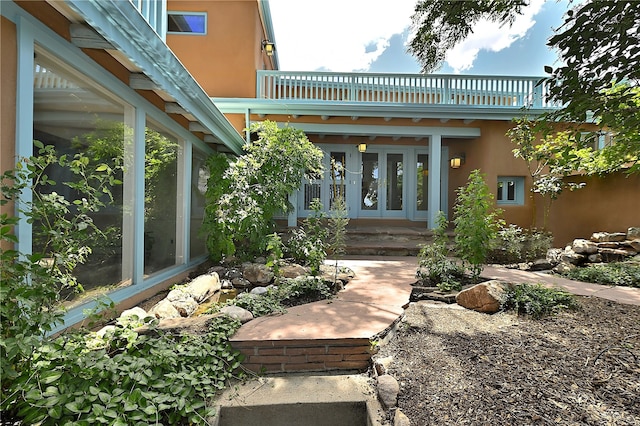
(374, 296, 640, 426)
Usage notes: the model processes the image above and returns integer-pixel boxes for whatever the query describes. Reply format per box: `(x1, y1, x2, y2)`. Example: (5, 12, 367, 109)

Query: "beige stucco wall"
(166, 0, 272, 98)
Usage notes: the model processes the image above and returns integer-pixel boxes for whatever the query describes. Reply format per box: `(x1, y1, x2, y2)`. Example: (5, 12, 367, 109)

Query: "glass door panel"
(386, 153, 403, 211)
(330, 151, 346, 209)
(416, 154, 428, 211)
(361, 152, 379, 211)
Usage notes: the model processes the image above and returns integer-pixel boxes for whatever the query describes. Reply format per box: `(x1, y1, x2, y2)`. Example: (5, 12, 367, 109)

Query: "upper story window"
(497, 176, 525, 205)
(167, 12, 207, 35)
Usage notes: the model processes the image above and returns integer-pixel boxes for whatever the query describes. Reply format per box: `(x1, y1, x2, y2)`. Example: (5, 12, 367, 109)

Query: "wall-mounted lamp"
(262, 40, 275, 56)
(357, 143, 367, 153)
(450, 154, 465, 169)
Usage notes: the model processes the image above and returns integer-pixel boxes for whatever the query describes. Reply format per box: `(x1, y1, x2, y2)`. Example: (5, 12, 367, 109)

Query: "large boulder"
(166, 288, 199, 317)
(628, 227, 640, 241)
(280, 263, 308, 279)
(456, 280, 510, 314)
(591, 232, 627, 243)
(220, 305, 254, 323)
(572, 239, 598, 254)
(186, 273, 221, 302)
(242, 263, 274, 284)
(149, 299, 181, 320)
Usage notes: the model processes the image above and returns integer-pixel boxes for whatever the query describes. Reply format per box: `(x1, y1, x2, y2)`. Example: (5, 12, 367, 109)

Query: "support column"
(427, 134, 442, 229)
(287, 192, 298, 227)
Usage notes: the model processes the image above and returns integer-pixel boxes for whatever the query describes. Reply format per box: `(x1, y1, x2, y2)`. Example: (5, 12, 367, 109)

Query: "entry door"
(359, 150, 405, 217)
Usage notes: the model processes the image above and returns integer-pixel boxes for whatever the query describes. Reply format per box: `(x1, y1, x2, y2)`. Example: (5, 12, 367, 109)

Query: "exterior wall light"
(357, 143, 367, 153)
(450, 154, 465, 169)
(262, 40, 275, 56)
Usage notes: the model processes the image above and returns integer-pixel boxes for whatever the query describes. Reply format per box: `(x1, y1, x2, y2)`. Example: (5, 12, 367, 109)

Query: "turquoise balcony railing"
(129, 0, 167, 40)
(257, 71, 557, 109)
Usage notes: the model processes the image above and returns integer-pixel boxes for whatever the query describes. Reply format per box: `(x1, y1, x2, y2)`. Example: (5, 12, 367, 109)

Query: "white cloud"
(444, 0, 545, 73)
(269, 0, 416, 71)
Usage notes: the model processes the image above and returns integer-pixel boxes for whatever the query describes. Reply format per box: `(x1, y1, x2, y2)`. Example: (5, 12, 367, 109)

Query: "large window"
(190, 149, 209, 259)
(497, 176, 525, 205)
(33, 49, 131, 307)
(167, 12, 207, 35)
(144, 122, 181, 275)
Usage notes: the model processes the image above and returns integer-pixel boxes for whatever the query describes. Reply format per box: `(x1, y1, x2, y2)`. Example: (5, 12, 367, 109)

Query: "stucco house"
(1, 0, 637, 328)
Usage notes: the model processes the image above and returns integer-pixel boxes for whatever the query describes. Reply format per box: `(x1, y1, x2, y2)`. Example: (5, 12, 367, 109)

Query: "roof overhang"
(61, 0, 245, 154)
(212, 98, 554, 122)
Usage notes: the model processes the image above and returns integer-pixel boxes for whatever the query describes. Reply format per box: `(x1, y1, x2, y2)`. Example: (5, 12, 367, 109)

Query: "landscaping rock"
(530, 259, 553, 271)
(456, 280, 510, 313)
(394, 408, 411, 426)
(242, 263, 273, 284)
(280, 263, 308, 278)
(250, 286, 269, 296)
(119, 307, 147, 321)
(220, 305, 254, 323)
(546, 248, 563, 265)
(572, 239, 598, 254)
(374, 356, 394, 376)
(591, 232, 627, 242)
(167, 289, 199, 317)
(587, 253, 603, 263)
(553, 261, 576, 274)
(561, 247, 585, 265)
(139, 314, 216, 336)
(149, 299, 181, 319)
(186, 273, 221, 302)
(377, 374, 400, 409)
(231, 277, 252, 289)
(628, 227, 640, 241)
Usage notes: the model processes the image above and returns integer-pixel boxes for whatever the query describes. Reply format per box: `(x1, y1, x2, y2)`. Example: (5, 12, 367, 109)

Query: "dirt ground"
(374, 296, 640, 426)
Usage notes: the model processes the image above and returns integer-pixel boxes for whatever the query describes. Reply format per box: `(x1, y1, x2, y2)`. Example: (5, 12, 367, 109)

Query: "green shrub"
(453, 170, 503, 281)
(284, 199, 327, 274)
(488, 225, 553, 263)
(416, 211, 464, 291)
(4, 316, 244, 425)
(501, 283, 580, 319)
(562, 262, 640, 287)
(202, 121, 324, 261)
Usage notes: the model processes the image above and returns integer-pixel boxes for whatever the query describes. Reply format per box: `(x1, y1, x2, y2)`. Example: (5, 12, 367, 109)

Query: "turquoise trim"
(213, 98, 549, 122)
(258, 0, 280, 69)
(269, 122, 481, 139)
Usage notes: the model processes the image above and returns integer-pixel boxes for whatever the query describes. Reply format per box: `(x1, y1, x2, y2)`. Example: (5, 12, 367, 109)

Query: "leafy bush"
(501, 283, 580, 319)
(284, 199, 327, 274)
(202, 121, 324, 261)
(416, 211, 464, 291)
(488, 225, 554, 263)
(561, 262, 640, 287)
(1, 142, 116, 398)
(453, 170, 503, 281)
(4, 316, 243, 425)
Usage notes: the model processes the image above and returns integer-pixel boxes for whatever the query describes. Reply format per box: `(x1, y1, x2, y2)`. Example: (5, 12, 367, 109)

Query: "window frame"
(167, 11, 207, 35)
(496, 176, 525, 206)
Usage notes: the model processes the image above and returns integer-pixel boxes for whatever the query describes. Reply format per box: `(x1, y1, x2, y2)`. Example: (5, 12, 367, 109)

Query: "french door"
(358, 150, 405, 218)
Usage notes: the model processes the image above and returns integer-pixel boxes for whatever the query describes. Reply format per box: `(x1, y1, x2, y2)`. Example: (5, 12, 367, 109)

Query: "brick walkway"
(230, 256, 640, 373)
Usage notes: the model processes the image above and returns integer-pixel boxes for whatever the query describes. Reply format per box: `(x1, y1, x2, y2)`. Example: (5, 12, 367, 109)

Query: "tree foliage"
(202, 121, 324, 261)
(409, 0, 640, 174)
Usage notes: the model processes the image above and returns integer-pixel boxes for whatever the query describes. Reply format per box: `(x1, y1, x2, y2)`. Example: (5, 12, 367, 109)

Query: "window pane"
(33, 51, 129, 308)
(386, 153, 403, 211)
(144, 123, 180, 274)
(361, 153, 378, 210)
(330, 152, 346, 208)
(168, 13, 206, 34)
(304, 183, 321, 210)
(507, 180, 516, 201)
(416, 154, 428, 211)
(497, 181, 504, 201)
(190, 149, 208, 259)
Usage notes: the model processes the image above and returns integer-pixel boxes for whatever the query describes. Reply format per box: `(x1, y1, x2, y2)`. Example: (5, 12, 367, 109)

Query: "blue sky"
(269, 0, 570, 76)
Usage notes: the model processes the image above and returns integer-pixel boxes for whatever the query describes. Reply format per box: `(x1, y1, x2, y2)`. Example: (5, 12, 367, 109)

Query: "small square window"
(167, 12, 207, 35)
(497, 176, 524, 205)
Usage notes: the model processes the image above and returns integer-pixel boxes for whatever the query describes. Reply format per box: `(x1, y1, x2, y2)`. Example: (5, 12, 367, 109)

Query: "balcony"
(129, 0, 167, 40)
(257, 71, 557, 109)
